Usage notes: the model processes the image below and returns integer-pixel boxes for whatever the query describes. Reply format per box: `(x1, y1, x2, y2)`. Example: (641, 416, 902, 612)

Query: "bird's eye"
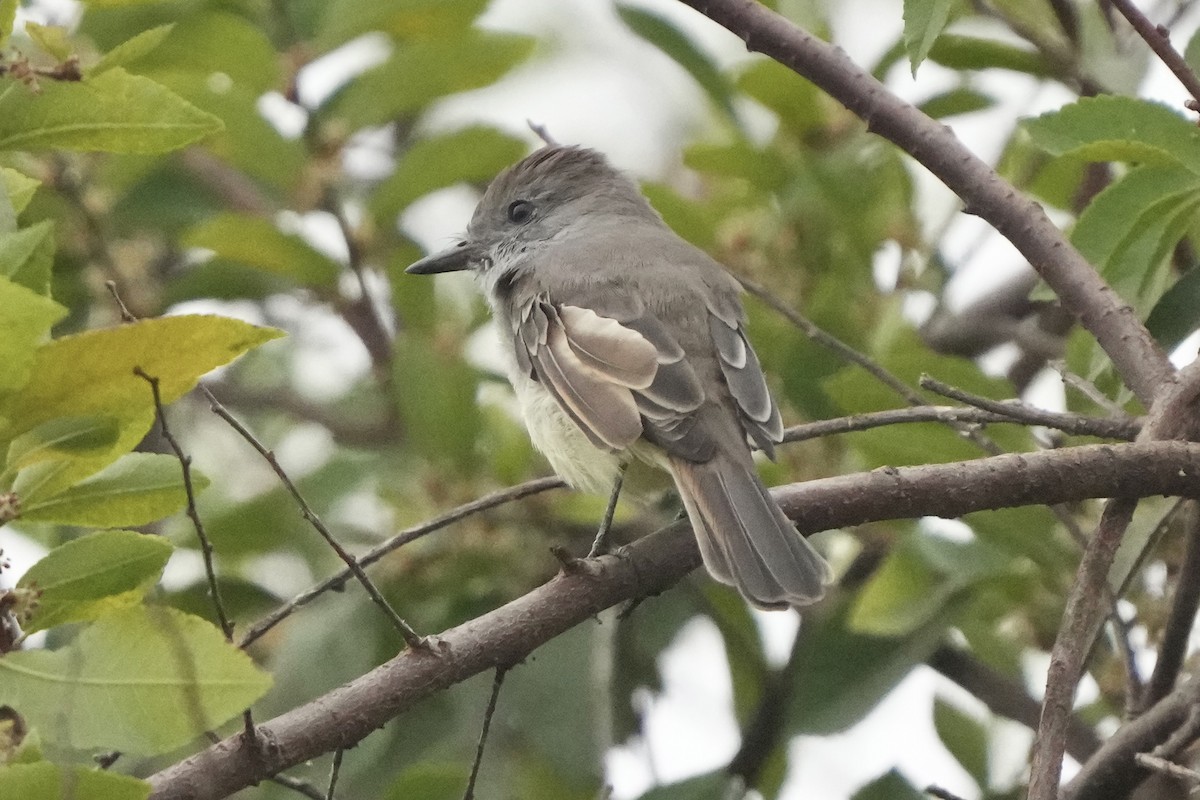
(507, 200, 534, 224)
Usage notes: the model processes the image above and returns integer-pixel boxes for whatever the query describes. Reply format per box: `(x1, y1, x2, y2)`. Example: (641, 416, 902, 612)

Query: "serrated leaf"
(933, 697, 988, 786)
(903, 0, 954, 74)
(0, 314, 281, 497)
(371, 126, 527, 221)
(1024, 96, 1200, 174)
(0, 220, 55, 295)
(17, 529, 172, 634)
(1071, 166, 1200, 270)
(323, 32, 534, 129)
(617, 4, 737, 122)
(0, 763, 150, 800)
(0, 606, 271, 755)
(183, 214, 341, 288)
(0, 167, 40, 215)
(17, 452, 207, 526)
(929, 34, 1051, 76)
(90, 24, 175, 75)
(0, 277, 68, 396)
(0, 68, 223, 153)
(5, 415, 120, 475)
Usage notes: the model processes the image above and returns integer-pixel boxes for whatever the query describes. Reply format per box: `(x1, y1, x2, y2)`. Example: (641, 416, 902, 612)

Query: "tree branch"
(149, 441, 1200, 800)
(674, 0, 1173, 407)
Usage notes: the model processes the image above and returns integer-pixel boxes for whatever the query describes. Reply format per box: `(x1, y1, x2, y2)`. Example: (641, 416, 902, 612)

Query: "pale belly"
(511, 372, 624, 495)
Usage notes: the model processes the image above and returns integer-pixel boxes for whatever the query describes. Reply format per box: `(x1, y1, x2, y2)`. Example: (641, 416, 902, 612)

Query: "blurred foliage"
(0, 0, 1196, 798)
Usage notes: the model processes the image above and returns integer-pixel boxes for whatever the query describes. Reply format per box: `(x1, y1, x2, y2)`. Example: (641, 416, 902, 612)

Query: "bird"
(406, 145, 831, 608)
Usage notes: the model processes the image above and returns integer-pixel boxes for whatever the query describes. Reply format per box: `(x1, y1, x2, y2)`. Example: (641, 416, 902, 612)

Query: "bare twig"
(1108, 0, 1200, 110)
(202, 388, 426, 650)
(1051, 361, 1128, 416)
(238, 476, 565, 648)
(1133, 753, 1200, 785)
(1141, 502, 1200, 710)
(463, 668, 507, 800)
(917, 376, 1139, 439)
(325, 749, 343, 800)
(782, 405, 1138, 443)
(527, 120, 559, 147)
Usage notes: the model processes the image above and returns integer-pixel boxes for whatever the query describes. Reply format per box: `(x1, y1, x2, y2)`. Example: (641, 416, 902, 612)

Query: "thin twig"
(1051, 360, 1129, 416)
(1108, 0, 1200, 110)
(1133, 752, 1200, 785)
(825, 403, 1138, 441)
(136, 369, 237, 643)
(739, 275, 923, 406)
(238, 476, 565, 648)
(917, 376, 1139, 439)
(1030, 497, 1139, 800)
(1141, 502, 1200, 710)
(325, 749, 343, 800)
(463, 668, 507, 800)
(202, 387, 426, 650)
(104, 281, 136, 323)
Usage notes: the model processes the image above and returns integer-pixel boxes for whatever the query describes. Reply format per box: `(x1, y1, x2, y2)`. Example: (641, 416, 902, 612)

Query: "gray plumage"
(406, 146, 832, 608)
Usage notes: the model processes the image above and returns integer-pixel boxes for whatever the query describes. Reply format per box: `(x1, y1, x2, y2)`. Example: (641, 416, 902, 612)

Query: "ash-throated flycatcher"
(406, 146, 830, 608)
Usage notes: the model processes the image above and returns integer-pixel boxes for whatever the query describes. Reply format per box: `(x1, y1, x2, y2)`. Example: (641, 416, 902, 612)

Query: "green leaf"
(918, 87, 994, 119)
(617, 4, 737, 122)
(903, 0, 955, 74)
(17, 529, 172, 634)
(0, 606, 271, 755)
(382, 763, 467, 800)
(785, 598, 946, 735)
(183, 214, 342, 288)
(0, 68, 223, 153)
(0, 0, 16, 50)
(24, 23, 73, 61)
(851, 770, 924, 800)
(1147, 266, 1200, 350)
(0, 314, 281, 497)
(0, 167, 40, 215)
(315, 0, 490, 50)
(736, 57, 824, 135)
(90, 24, 175, 75)
(393, 337, 481, 469)
(0, 277, 68, 396)
(371, 126, 527, 221)
(129, 12, 281, 94)
(5, 415, 120, 475)
(929, 34, 1051, 77)
(933, 697, 988, 787)
(1071, 166, 1200, 270)
(0, 220, 55, 295)
(633, 773, 728, 800)
(1024, 96, 1200, 174)
(323, 32, 535, 129)
(0, 763, 150, 800)
(852, 535, 1015, 636)
(684, 140, 788, 191)
(17, 452, 206, 526)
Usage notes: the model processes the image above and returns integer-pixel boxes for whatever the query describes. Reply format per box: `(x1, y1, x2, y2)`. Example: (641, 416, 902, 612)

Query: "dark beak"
(405, 240, 481, 275)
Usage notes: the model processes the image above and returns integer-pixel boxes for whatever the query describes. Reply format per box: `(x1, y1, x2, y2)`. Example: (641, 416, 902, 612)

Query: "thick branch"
(149, 441, 1200, 800)
(675, 0, 1173, 407)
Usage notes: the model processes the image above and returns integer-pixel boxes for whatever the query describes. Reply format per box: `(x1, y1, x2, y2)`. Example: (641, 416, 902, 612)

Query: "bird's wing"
(706, 311, 784, 457)
(513, 289, 708, 456)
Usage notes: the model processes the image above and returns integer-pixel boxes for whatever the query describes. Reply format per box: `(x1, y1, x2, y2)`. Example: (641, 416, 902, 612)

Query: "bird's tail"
(669, 454, 831, 609)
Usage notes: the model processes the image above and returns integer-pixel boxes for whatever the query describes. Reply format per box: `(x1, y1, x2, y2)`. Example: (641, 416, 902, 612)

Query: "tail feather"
(671, 454, 830, 608)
